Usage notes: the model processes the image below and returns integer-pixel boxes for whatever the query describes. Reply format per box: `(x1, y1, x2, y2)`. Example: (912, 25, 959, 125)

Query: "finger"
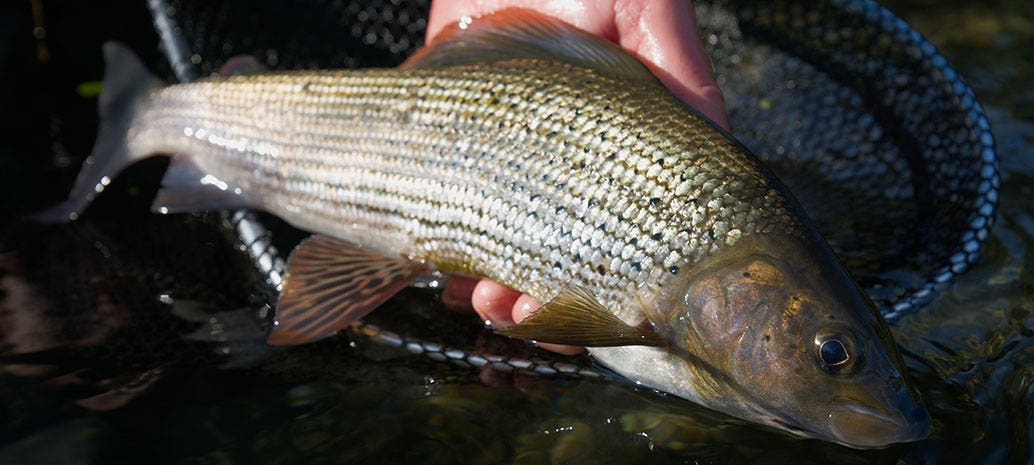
(471, 278, 522, 326)
(612, 0, 729, 130)
(426, 1, 616, 45)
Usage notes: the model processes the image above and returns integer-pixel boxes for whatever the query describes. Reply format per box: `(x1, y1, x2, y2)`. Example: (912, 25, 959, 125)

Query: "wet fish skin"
(43, 10, 929, 449)
(136, 61, 797, 310)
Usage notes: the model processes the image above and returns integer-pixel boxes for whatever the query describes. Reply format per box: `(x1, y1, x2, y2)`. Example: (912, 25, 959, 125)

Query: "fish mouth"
(828, 397, 931, 449)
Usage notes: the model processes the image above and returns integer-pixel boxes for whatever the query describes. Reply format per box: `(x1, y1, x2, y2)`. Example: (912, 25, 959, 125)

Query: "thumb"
(612, 0, 729, 130)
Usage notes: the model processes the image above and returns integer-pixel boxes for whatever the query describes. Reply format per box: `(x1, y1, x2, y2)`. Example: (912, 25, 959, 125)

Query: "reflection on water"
(1, 1, 1033, 464)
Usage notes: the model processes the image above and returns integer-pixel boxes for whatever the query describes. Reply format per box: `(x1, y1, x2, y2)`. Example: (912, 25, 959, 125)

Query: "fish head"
(652, 233, 930, 448)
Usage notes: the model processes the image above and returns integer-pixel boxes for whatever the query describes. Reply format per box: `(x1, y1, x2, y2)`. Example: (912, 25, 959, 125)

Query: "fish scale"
(126, 62, 798, 319)
(45, 10, 934, 446)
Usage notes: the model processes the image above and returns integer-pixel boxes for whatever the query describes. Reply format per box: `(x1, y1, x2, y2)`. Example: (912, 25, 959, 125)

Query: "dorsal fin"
(402, 8, 657, 84)
(219, 55, 267, 76)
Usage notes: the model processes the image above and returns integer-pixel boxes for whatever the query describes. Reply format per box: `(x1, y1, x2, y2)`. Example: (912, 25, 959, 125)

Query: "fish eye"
(820, 339, 849, 365)
(815, 333, 857, 374)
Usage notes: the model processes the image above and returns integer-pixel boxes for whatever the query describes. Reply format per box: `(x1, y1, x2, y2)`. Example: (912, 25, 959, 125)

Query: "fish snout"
(829, 392, 931, 449)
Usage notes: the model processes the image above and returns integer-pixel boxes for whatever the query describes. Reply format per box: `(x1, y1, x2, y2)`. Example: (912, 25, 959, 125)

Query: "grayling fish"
(42, 9, 929, 448)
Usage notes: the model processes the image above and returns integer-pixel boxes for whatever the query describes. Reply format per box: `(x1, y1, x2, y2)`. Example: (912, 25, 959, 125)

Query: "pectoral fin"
(267, 235, 424, 345)
(497, 286, 665, 347)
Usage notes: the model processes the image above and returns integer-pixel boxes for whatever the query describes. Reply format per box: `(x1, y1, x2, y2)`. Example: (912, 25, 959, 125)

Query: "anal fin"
(151, 157, 254, 214)
(268, 235, 425, 345)
(497, 286, 665, 347)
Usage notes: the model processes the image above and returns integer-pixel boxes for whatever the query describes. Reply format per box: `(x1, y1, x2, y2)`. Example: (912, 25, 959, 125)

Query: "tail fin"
(35, 42, 162, 222)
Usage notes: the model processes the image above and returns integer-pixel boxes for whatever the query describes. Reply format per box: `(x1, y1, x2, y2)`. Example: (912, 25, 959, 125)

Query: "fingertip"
(511, 293, 542, 322)
(690, 83, 730, 131)
(471, 278, 521, 326)
(425, 1, 463, 44)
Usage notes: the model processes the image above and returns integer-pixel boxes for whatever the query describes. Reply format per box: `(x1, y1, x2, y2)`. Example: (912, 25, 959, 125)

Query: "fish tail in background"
(34, 42, 162, 223)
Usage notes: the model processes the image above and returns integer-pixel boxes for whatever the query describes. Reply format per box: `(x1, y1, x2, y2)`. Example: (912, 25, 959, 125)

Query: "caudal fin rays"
(35, 42, 162, 223)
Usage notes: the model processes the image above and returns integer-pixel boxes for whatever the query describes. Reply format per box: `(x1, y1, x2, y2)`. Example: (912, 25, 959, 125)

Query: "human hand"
(430, 0, 729, 355)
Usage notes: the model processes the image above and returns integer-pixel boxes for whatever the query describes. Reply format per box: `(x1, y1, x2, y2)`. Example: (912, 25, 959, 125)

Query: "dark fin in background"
(151, 158, 254, 214)
(402, 8, 658, 84)
(74, 368, 165, 412)
(34, 42, 162, 223)
(497, 286, 666, 347)
(268, 235, 425, 345)
(170, 300, 274, 368)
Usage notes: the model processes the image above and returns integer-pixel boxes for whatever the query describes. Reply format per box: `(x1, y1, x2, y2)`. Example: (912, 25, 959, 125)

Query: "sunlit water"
(1, 1, 1032, 464)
